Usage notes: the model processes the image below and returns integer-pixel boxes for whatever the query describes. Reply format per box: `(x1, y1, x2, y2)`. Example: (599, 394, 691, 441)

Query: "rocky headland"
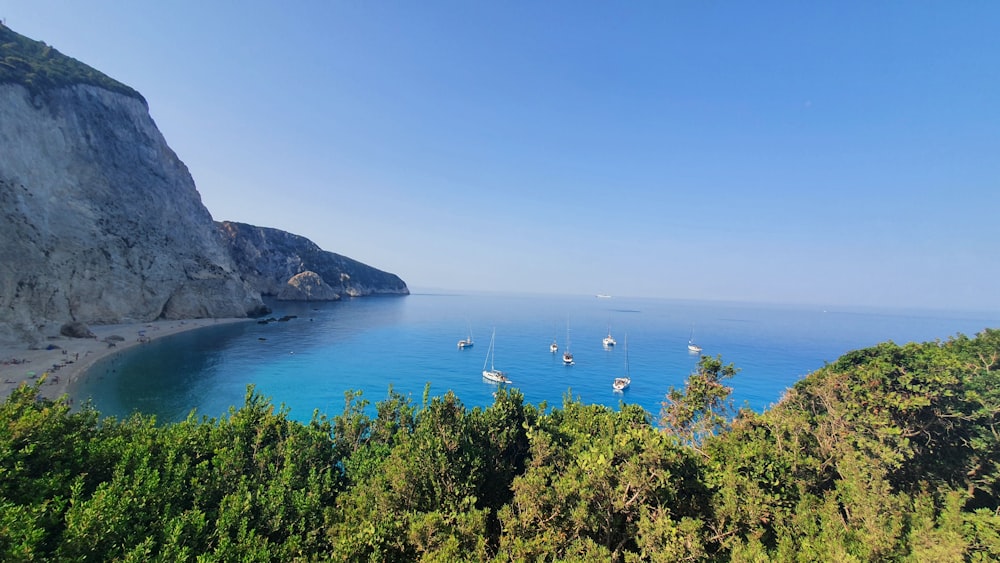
(219, 221, 409, 300)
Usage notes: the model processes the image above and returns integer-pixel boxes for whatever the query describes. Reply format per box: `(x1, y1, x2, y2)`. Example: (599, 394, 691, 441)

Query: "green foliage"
(700, 329, 1000, 560)
(661, 354, 739, 449)
(328, 388, 533, 560)
(782, 330, 1000, 503)
(0, 329, 997, 560)
(0, 384, 341, 560)
(0, 383, 99, 559)
(0, 24, 143, 101)
(701, 408, 817, 553)
(498, 400, 708, 561)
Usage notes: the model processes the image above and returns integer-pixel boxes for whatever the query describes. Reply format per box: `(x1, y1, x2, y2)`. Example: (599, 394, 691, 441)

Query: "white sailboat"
(482, 329, 511, 384)
(562, 322, 574, 365)
(550, 338, 558, 353)
(687, 328, 702, 353)
(613, 333, 631, 391)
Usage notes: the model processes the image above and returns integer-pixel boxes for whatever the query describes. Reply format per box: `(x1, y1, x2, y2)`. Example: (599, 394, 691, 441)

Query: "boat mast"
(624, 333, 629, 376)
(484, 329, 496, 371)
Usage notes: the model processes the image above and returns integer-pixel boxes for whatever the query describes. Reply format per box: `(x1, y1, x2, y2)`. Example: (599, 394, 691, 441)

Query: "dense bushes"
(0, 386, 340, 561)
(702, 328, 1000, 560)
(1, 330, 998, 560)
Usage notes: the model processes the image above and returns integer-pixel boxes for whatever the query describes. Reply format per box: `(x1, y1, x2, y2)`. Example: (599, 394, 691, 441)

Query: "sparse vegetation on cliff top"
(0, 24, 143, 101)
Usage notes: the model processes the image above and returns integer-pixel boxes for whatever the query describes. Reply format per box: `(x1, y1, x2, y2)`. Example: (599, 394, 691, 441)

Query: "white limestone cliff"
(0, 83, 265, 344)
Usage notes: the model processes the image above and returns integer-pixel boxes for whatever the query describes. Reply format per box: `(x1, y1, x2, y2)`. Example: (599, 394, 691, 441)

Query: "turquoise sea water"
(72, 292, 1000, 424)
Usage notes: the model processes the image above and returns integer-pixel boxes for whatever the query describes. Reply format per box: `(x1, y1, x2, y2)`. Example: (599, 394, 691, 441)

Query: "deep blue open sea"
(71, 292, 1000, 424)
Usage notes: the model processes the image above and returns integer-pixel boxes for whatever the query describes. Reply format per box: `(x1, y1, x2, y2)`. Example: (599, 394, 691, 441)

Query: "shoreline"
(0, 317, 251, 403)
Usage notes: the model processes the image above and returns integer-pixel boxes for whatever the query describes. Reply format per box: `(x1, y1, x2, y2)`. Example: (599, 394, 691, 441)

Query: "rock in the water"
(277, 271, 341, 301)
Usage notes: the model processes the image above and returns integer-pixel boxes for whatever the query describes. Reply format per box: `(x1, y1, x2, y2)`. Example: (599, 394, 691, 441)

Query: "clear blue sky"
(5, 2, 999, 311)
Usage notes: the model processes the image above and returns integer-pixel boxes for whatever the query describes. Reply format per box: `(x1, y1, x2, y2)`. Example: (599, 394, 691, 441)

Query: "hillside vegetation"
(0, 24, 142, 101)
(1, 329, 997, 561)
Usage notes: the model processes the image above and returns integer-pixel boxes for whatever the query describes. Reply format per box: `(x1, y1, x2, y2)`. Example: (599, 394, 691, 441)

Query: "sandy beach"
(0, 318, 251, 402)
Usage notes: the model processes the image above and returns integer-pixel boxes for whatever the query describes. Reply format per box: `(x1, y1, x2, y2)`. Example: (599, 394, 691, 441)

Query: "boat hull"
(482, 369, 510, 384)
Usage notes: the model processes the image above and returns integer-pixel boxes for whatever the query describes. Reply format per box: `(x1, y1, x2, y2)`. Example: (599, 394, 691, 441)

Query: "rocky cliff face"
(0, 26, 407, 344)
(218, 221, 409, 299)
(0, 78, 265, 343)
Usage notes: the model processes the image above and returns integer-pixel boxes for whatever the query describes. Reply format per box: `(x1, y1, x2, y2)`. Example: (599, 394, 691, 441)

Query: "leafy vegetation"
(1, 329, 998, 560)
(0, 24, 143, 101)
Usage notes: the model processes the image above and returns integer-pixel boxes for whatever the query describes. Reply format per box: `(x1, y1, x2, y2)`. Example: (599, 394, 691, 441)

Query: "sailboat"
(562, 322, 574, 365)
(482, 329, 511, 384)
(613, 333, 631, 391)
(687, 328, 702, 353)
(550, 338, 558, 353)
(603, 325, 617, 348)
(457, 324, 474, 349)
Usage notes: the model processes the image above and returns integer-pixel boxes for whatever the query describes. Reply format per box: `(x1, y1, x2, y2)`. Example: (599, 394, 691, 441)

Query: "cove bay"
(73, 292, 1000, 424)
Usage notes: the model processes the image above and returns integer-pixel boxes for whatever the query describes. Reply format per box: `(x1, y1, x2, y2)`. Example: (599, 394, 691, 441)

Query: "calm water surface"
(72, 292, 1000, 424)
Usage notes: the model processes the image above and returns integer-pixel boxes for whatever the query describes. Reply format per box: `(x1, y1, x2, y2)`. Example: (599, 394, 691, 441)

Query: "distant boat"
(687, 328, 702, 353)
(563, 322, 574, 365)
(603, 325, 616, 348)
(596, 294, 612, 299)
(550, 339, 558, 353)
(482, 329, 511, 384)
(613, 334, 631, 391)
(457, 325, 474, 349)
